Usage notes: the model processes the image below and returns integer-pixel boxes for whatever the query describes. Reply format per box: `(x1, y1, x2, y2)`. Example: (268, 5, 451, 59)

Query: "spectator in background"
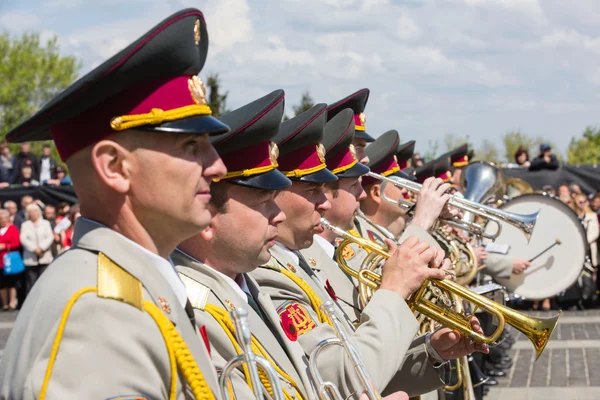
(570, 183, 582, 197)
(574, 194, 599, 270)
(0, 209, 21, 311)
(15, 166, 39, 186)
(0, 143, 14, 188)
(412, 153, 424, 168)
(558, 184, 574, 209)
(18, 196, 33, 221)
(542, 185, 556, 196)
(4, 201, 24, 231)
(20, 204, 54, 295)
(514, 146, 531, 168)
(43, 205, 56, 227)
(60, 203, 80, 251)
(38, 144, 58, 184)
(55, 202, 70, 224)
(45, 165, 72, 186)
(591, 194, 600, 217)
(529, 143, 560, 171)
(11, 143, 39, 183)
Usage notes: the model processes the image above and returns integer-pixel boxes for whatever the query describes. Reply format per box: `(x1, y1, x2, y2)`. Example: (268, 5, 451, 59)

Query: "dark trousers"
(25, 264, 48, 297)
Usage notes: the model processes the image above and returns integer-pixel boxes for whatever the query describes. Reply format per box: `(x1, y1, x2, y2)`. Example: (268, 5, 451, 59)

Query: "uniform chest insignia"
(277, 300, 316, 341)
(308, 257, 317, 267)
(286, 263, 297, 273)
(158, 296, 171, 314)
(225, 299, 236, 310)
(342, 245, 355, 261)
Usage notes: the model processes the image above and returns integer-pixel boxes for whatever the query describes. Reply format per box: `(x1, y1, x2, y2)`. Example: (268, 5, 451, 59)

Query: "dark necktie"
(184, 299, 196, 329)
(296, 252, 316, 278)
(245, 292, 265, 322)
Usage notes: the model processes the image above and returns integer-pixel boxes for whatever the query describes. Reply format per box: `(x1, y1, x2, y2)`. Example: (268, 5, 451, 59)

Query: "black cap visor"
(290, 167, 338, 184)
(355, 130, 375, 142)
(335, 161, 370, 178)
(140, 114, 230, 136)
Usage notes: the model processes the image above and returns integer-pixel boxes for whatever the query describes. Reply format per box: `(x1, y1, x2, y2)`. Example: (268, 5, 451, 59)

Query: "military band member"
(327, 89, 374, 164)
(0, 9, 229, 399)
(172, 90, 315, 400)
(249, 104, 483, 398)
(446, 144, 470, 190)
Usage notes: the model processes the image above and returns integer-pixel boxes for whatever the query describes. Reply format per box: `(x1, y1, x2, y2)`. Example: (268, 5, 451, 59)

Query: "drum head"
(484, 193, 587, 300)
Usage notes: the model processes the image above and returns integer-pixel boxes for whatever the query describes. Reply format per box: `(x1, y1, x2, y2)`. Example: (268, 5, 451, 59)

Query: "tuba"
(219, 308, 285, 400)
(321, 218, 560, 359)
(309, 301, 381, 400)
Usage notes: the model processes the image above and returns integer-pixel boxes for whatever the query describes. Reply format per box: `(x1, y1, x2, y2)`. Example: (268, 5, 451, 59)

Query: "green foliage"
(567, 126, 600, 165)
(205, 73, 229, 117)
(502, 131, 550, 163)
(422, 139, 439, 163)
(443, 133, 469, 152)
(476, 140, 500, 163)
(0, 32, 80, 138)
(292, 92, 314, 117)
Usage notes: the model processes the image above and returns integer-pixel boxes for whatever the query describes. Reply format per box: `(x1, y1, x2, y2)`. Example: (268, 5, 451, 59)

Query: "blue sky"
(2, 0, 600, 159)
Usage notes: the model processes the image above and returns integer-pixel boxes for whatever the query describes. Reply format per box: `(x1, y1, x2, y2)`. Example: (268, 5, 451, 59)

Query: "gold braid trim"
(204, 304, 304, 400)
(110, 105, 212, 131)
(278, 268, 332, 326)
(282, 163, 327, 178)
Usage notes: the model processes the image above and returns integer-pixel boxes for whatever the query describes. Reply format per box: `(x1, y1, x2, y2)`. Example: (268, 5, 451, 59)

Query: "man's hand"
(379, 236, 448, 299)
(430, 317, 489, 360)
(512, 258, 531, 275)
(474, 246, 487, 265)
(360, 391, 408, 400)
(34, 248, 43, 257)
(411, 177, 451, 231)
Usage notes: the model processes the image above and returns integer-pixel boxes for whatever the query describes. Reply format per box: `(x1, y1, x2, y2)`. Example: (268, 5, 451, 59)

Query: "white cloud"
(200, 0, 253, 54)
(462, 0, 545, 21)
(540, 29, 600, 54)
(396, 15, 420, 40)
(44, 0, 82, 8)
(0, 12, 42, 32)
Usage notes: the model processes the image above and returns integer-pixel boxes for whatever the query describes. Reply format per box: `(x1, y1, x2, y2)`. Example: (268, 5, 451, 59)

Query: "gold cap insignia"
(158, 296, 171, 314)
(194, 19, 201, 45)
(316, 143, 326, 163)
(286, 263, 297, 273)
(359, 112, 366, 126)
(188, 75, 207, 105)
(308, 257, 317, 267)
(225, 299, 236, 310)
(269, 142, 279, 165)
(349, 144, 357, 160)
(393, 155, 399, 164)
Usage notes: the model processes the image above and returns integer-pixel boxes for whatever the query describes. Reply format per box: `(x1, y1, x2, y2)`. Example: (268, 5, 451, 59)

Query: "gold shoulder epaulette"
(97, 252, 143, 309)
(258, 257, 282, 272)
(178, 272, 210, 310)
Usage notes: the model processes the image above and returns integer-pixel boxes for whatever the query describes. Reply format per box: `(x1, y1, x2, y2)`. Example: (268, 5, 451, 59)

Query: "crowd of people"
(0, 196, 80, 311)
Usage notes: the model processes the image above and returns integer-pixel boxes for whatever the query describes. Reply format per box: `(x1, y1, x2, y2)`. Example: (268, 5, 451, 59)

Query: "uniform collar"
(77, 217, 187, 308)
(175, 247, 249, 304)
(275, 241, 299, 265)
(312, 234, 335, 260)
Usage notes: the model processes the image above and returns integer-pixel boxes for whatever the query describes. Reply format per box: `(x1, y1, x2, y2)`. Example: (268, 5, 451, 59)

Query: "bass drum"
(484, 193, 587, 300)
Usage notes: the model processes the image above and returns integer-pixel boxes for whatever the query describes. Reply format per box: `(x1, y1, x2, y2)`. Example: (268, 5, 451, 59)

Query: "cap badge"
(194, 19, 201, 45)
(359, 112, 366, 126)
(349, 144, 357, 160)
(269, 142, 279, 165)
(393, 155, 399, 164)
(188, 76, 207, 105)
(316, 144, 326, 163)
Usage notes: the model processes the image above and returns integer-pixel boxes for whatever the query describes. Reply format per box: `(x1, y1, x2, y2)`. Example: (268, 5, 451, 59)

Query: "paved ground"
(1, 308, 600, 399)
(486, 309, 600, 400)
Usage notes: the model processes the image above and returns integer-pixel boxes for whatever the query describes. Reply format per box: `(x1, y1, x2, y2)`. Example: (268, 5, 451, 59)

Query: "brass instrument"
(366, 170, 540, 242)
(321, 218, 560, 359)
(309, 301, 381, 400)
(219, 308, 285, 400)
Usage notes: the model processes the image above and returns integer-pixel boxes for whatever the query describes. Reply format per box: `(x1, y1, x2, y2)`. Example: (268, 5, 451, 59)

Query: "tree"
(421, 139, 439, 163)
(567, 126, 600, 165)
(205, 73, 229, 117)
(477, 140, 500, 164)
(443, 133, 469, 152)
(501, 131, 548, 163)
(0, 32, 80, 139)
(293, 91, 314, 116)
(0, 32, 80, 162)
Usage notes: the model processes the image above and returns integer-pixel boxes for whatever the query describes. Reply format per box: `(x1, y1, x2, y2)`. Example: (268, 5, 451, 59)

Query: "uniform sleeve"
(251, 267, 421, 396)
(484, 253, 514, 279)
(27, 292, 185, 399)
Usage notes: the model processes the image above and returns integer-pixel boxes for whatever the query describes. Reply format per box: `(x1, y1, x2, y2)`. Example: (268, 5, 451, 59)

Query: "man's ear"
(90, 140, 132, 194)
(370, 184, 382, 205)
(199, 225, 214, 242)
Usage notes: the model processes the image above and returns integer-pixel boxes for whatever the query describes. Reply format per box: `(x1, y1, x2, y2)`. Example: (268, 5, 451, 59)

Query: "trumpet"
(320, 218, 560, 359)
(309, 301, 381, 400)
(367, 171, 540, 242)
(219, 308, 285, 400)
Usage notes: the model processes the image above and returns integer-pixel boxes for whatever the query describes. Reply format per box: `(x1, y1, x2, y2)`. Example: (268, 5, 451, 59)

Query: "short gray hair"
(3, 201, 16, 208)
(26, 203, 42, 219)
(0, 209, 9, 218)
